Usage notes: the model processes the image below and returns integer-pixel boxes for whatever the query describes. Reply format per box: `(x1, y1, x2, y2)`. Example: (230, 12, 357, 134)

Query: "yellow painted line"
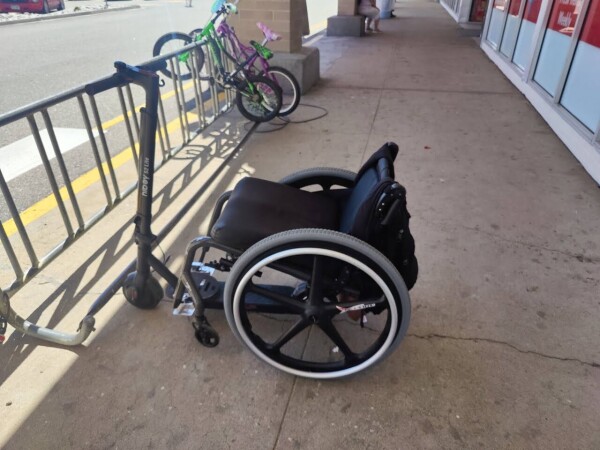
(2, 80, 216, 237)
(2, 110, 201, 238)
(310, 20, 328, 34)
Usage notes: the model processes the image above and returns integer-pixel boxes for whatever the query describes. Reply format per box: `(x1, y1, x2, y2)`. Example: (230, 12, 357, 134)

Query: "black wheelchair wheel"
(223, 229, 411, 379)
(152, 32, 205, 81)
(235, 75, 282, 123)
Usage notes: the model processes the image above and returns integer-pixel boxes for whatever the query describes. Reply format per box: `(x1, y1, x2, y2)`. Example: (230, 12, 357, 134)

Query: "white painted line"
(0, 128, 99, 182)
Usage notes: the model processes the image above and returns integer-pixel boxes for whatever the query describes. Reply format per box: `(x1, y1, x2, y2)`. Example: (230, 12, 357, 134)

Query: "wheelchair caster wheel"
(123, 272, 164, 309)
(194, 325, 219, 347)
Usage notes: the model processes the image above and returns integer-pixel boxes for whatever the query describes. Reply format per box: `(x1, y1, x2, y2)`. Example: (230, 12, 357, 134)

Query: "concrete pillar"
(227, 0, 319, 93)
(327, 0, 365, 37)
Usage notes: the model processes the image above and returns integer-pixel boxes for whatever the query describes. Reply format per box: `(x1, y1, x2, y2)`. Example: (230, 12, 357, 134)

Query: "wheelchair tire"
(152, 32, 205, 81)
(235, 75, 282, 123)
(223, 228, 411, 379)
(278, 167, 356, 190)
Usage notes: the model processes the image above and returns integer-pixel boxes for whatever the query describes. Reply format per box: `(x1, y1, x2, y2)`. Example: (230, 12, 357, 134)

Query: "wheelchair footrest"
(190, 271, 224, 310)
(188, 272, 296, 313)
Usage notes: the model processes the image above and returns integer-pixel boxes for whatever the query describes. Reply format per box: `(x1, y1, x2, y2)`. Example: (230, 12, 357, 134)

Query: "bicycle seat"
(257, 22, 281, 41)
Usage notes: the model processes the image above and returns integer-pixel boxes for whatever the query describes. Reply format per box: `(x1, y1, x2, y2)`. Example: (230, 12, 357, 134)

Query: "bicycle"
(152, 0, 282, 123)
(153, 0, 300, 117)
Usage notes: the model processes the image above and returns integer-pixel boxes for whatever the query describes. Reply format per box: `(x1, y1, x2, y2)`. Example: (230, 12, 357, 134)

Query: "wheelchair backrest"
(338, 142, 399, 241)
(339, 142, 418, 290)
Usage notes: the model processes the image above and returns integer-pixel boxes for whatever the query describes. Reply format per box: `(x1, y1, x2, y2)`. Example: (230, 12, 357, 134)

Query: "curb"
(0, 4, 140, 26)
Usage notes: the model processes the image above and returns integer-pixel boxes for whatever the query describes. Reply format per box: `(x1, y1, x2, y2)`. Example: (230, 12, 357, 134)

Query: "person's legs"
(365, 17, 372, 32)
(373, 17, 381, 31)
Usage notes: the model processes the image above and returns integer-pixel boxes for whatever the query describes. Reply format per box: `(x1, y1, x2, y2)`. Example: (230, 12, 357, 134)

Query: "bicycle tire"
(235, 75, 282, 123)
(152, 32, 205, 81)
(265, 66, 301, 116)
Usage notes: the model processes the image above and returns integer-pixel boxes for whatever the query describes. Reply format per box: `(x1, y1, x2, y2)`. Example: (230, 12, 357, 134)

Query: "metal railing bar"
(0, 217, 24, 285)
(206, 55, 219, 120)
(0, 43, 203, 129)
(168, 58, 187, 145)
(89, 95, 122, 198)
(27, 114, 75, 239)
(117, 86, 140, 170)
(0, 85, 85, 128)
(125, 84, 141, 140)
(154, 92, 167, 161)
(41, 110, 85, 231)
(0, 169, 39, 268)
(158, 94, 172, 153)
(77, 95, 114, 208)
(174, 60, 192, 141)
(190, 48, 207, 130)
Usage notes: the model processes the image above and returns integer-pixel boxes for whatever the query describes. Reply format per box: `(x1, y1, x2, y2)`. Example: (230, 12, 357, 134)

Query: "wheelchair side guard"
(221, 228, 411, 380)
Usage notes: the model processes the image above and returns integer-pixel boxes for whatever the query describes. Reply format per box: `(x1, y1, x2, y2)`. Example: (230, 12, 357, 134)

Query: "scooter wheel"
(122, 272, 164, 309)
(194, 325, 219, 348)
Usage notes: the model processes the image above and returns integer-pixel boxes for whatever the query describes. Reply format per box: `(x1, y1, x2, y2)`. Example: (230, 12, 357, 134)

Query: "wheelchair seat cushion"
(211, 177, 339, 249)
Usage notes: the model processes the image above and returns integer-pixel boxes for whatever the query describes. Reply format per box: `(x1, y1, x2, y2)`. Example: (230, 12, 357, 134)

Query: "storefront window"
(533, 0, 585, 96)
(512, 0, 543, 69)
(471, 0, 489, 22)
(561, 0, 600, 131)
(487, 0, 509, 47)
(500, 0, 525, 56)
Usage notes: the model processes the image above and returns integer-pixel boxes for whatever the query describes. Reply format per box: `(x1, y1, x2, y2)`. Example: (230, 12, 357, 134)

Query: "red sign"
(580, 0, 600, 47)
(523, 0, 543, 23)
(508, 0, 523, 16)
(547, 0, 584, 36)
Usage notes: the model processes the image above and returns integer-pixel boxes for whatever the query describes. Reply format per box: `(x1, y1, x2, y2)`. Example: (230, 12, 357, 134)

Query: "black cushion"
(211, 177, 339, 249)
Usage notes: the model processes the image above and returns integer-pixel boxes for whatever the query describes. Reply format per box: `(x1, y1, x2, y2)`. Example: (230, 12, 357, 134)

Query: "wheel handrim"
(232, 248, 400, 379)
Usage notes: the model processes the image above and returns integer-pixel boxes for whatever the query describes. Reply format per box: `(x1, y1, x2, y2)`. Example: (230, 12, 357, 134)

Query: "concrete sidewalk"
(1, 0, 600, 448)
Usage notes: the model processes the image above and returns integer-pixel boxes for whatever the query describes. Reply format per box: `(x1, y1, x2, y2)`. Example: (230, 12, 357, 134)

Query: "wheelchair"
(0, 64, 417, 380)
(171, 142, 418, 379)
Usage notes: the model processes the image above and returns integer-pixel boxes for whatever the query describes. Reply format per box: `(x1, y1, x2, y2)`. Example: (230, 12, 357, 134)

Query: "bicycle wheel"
(235, 75, 282, 123)
(265, 66, 300, 116)
(152, 32, 205, 81)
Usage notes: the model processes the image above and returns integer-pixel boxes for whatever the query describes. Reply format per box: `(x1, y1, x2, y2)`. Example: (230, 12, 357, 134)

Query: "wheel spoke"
(318, 319, 357, 362)
(308, 256, 325, 306)
(269, 317, 310, 352)
(247, 284, 305, 313)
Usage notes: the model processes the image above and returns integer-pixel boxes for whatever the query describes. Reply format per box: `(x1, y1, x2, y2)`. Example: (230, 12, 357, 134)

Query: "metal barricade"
(0, 40, 248, 344)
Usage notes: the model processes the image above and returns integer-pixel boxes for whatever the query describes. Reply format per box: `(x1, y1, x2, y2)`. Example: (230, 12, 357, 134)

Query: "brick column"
(338, 0, 357, 15)
(227, 0, 319, 93)
(328, 0, 364, 37)
(228, 0, 304, 53)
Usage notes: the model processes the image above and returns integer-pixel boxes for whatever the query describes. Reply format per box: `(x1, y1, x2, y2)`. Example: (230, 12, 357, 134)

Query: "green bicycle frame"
(179, 16, 257, 96)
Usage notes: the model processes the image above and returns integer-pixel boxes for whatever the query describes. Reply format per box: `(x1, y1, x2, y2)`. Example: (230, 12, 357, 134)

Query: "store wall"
(481, 0, 600, 183)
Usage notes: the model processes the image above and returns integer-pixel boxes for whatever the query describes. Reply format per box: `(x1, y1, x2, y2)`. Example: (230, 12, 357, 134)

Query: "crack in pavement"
(408, 333, 600, 369)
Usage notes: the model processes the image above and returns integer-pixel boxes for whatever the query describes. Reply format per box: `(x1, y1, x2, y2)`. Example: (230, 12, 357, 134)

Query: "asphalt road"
(0, 0, 335, 222)
(0, 0, 334, 116)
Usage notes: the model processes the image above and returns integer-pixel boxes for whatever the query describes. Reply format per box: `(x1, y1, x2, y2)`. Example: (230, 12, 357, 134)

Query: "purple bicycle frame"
(216, 22, 275, 83)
